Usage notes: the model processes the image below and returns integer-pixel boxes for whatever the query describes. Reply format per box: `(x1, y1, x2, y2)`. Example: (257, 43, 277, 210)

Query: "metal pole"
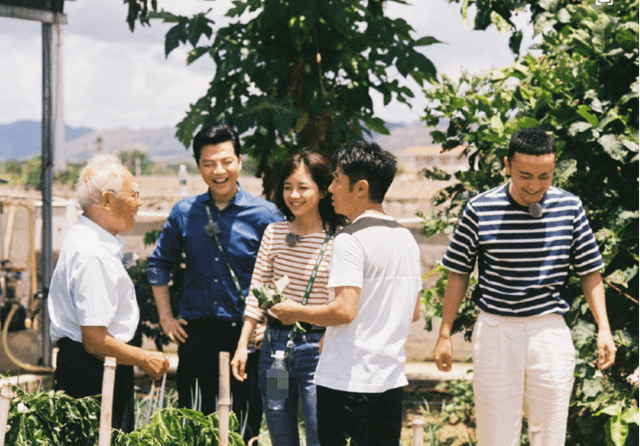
(41, 19, 62, 368)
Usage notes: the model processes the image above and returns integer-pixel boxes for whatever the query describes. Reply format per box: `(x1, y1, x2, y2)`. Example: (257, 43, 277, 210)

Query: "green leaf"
(599, 134, 627, 161)
(622, 139, 639, 153)
(577, 105, 599, 127)
(490, 11, 512, 34)
(516, 117, 541, 128)
(490, 115, 504, 135)
(621, 406, 640, 425)
(606, 265, 638, 287)
(605, 415, 629, 446)
(362, 115, 390, 135)
(414, 36, 442, 46)
(572, 320, 597, 350)
(509, 30, 523, 54)
(581, 375, 605, 399)
(569, 121, 593, 135)
(165, 22, 187, 57)
(557, 8, 571, 24)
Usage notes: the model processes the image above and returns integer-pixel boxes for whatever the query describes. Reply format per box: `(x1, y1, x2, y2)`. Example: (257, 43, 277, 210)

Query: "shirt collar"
(202, 182, 250, 209)
(78, 215, 125, 259)
(352, 211, 395, 223)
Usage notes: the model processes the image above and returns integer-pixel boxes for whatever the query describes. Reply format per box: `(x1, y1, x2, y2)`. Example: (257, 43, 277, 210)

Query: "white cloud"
(0, 33, 42, 124)
(63, 35, 212, 129)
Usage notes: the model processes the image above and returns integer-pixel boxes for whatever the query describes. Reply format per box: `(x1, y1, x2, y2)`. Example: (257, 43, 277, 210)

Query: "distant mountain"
(0, 120, 444, 163)
(0, 120, 94, 161)
(370, 121, 437, 152)
(64, 126, 194, 164)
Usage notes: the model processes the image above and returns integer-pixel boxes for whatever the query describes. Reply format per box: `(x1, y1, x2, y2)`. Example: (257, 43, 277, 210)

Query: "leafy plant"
(4, 384, 246, 446)
(5, 387, 101, 446)
(251, 276, 290, 311)
(114, 407, 245, 446)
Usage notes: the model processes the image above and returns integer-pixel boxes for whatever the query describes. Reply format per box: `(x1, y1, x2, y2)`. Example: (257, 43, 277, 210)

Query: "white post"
(0, 381, 13, 446)
(412, 415, 425, 446)
(219, 352, 230, 446)
(98, 357, 117, 446)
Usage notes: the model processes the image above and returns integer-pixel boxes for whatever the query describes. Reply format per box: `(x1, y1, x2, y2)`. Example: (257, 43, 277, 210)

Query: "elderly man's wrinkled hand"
(143, 351, 170, 381)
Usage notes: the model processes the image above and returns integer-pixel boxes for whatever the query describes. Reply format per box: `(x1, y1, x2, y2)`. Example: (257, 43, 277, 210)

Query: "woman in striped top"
(231, 149, 347, 446)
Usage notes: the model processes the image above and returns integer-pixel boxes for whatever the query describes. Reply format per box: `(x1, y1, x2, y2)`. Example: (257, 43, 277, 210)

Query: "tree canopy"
(128, 0, 439, 197)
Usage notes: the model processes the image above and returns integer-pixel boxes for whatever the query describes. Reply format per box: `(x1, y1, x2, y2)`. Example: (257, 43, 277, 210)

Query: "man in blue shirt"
(433, 127, 616, 446)
(146, 123, 281, 440)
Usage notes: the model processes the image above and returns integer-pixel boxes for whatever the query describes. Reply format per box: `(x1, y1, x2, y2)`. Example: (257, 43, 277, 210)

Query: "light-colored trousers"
(472, 311, 576, 446)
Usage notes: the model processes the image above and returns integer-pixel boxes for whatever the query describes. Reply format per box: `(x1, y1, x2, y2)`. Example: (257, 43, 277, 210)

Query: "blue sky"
(0, 0, 534, 131)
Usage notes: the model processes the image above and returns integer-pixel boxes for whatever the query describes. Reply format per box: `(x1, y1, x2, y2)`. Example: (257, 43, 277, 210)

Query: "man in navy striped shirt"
(433, 127, 616, 446)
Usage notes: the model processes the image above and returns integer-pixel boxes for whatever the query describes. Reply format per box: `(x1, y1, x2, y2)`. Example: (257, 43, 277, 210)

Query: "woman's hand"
(231, 348, 249, 381)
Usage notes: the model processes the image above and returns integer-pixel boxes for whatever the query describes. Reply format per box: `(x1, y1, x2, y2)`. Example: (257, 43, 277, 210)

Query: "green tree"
(54, 162, 83, 188)
(21, 156, 42, 190)
(119, 149, 154, 175)
(136, 0, 438, 197)
(420, 1, 638, 445)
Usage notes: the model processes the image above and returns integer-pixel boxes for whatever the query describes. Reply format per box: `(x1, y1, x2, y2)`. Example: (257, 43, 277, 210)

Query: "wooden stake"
(0, 381, 13, 446)
(98, 357, 117, 446)
(412, 415, 425, 446)
(219, 352, 231, 446)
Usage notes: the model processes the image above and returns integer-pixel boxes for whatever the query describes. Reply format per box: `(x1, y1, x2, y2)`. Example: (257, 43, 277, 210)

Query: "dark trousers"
(54, 338, 135, 433)
(316, 385, 404, 446)
(177, 320, 262, 443)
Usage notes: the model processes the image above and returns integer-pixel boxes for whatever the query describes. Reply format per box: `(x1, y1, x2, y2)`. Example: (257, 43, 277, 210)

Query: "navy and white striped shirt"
(442, 184, 604, 317)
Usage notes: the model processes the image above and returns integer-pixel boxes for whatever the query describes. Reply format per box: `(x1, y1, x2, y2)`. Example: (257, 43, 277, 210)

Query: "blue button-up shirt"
(146, 185, 282, 321)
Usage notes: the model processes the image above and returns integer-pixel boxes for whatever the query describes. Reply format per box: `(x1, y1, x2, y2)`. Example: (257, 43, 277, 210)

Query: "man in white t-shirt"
(49, 155, 169, 432)
(272, 141, 422, 446)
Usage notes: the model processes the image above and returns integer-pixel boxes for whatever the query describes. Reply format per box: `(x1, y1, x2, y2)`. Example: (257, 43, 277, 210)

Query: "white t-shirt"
(314, 213, 422, 393)
(48, 215, 140, 343)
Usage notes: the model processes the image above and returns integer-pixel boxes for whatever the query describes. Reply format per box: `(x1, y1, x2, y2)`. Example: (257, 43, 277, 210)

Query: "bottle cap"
(274, 350, 285, 360)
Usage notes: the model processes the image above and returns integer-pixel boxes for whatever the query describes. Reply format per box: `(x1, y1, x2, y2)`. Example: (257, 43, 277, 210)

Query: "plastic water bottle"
(266, 350, 288, 410)
(178, 164, 188, 196)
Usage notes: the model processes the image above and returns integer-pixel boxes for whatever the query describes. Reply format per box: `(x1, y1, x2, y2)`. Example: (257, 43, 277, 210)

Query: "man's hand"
(231, 348, 248, 382)
(434, 335, 453, 372)
(597, 329, 617, 370)
(271, 299, 302, 325)
(142, 351, 170, 381)
(160, 316, 188, 344)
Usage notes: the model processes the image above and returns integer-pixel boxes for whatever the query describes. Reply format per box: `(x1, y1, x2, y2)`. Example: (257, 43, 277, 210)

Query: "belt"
(267, 317, 325, 333)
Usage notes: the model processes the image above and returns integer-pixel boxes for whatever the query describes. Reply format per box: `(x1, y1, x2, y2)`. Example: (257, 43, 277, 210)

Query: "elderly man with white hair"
(49, 154, 169, 433)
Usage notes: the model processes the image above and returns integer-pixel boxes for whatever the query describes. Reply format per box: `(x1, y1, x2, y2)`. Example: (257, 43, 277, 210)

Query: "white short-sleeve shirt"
(314, 213, 422, 393)
(48, 215, 140, 343)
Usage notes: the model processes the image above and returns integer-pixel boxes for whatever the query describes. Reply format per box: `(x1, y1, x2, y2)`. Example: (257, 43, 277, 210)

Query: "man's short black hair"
(193, 123, 241, 165)
(508, 127, 557, 161)
(332, 141, 397, 203)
